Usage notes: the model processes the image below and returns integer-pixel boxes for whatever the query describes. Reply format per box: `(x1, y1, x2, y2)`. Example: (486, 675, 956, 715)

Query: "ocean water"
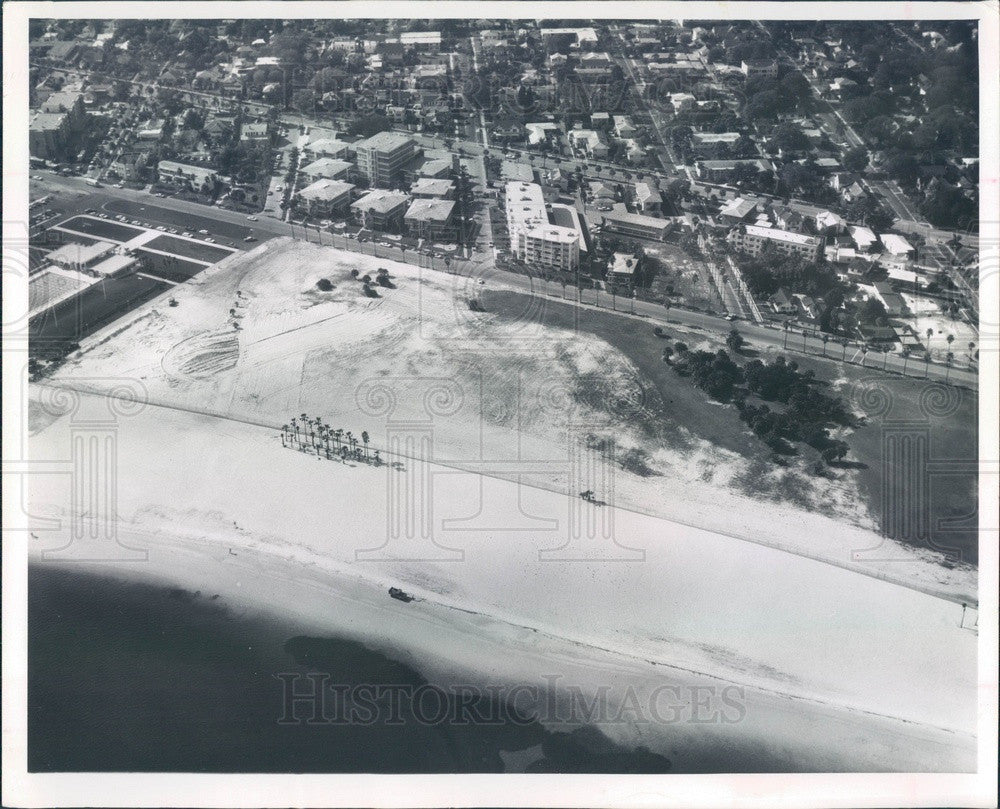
(28, 566, 679, 774)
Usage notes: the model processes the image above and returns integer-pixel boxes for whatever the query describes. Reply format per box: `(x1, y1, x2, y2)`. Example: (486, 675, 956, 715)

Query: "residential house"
(633, 182, 662, 213)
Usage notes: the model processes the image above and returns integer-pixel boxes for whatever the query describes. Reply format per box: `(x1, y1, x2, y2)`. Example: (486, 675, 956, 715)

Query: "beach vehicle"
(388, 587, 414, 603)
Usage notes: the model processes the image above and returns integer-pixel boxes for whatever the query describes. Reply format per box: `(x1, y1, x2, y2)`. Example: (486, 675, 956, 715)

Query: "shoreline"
(25, 388, 977, 772)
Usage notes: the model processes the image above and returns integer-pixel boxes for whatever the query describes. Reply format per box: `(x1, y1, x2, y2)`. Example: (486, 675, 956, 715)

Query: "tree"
(843, 147, 869, 173)
(726, 328, 744, 353)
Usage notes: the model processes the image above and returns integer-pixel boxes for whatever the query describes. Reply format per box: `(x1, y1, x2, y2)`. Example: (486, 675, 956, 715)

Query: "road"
(33, 172, 977, 390)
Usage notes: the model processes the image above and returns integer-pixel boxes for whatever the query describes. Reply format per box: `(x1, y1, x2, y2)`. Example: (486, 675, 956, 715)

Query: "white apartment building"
(728, 224, 822, 261)
(354, 131, 418, 188)
(505, 181, 580, 272)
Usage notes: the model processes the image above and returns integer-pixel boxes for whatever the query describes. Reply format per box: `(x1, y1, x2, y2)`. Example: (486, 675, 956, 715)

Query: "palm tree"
(901, 346, 911, 375)
(841, 339, 849, 362)
(802, 329, 809, 352)
(860, 344, 869, 367)
(821, 333, 829, 357)
(947, 333, 955, 354)
(361, 430, 370, 459)
(923, 352, 931, 378)
(782, 321, 790, 349)
(945, 352, 953, 383)
(611, 285, 617, 311)
(281, 423, 289, 447)
(291, 417, 299, 444)
(561, 278, 567, 299)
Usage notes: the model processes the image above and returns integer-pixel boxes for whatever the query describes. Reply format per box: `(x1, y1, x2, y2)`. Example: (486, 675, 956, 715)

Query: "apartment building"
(350, 189, 410, 231)
(298, 179, 355, 217)
(599, 209, 673, 241)
(505, 181, 580, 272)
(404, 198, 457, 240)
(728, 224, 822, 262)
(354, 131, 418, 188)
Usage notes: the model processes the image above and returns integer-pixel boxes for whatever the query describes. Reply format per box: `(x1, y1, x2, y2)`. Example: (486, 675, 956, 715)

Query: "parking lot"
(56, 215, 145, 243)
(143, 234, 236, 264)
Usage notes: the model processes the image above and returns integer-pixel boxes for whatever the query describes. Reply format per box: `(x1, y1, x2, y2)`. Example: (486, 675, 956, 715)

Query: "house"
(768, 288, 797, 315)
(849, 225, 878, 252)
(240, 122, 270, 142)
(525, 122, 559, 146)
(156, 160, 218, 194)
(404, 198, 456, 240)
(792, 293, 819, 321)
(871, 281, 909, 316)
(568, 129, 608, 159)
(879, 233, 915, 258)
(607, 252, 641, 286)
(815, 210, 846, 234)
(669, 92, 696, 113)
(612, 115, 638, 139)
(634, 182, 662, 213)
(350, 189, 409, 232)
(718, 197, 757, 225)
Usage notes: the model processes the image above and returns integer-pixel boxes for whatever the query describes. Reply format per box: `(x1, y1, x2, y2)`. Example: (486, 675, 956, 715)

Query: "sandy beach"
(26, 388, 977, 772)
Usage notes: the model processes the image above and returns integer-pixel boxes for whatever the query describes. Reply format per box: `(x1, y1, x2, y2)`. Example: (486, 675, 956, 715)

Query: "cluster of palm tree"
(280, 414, 378, 465)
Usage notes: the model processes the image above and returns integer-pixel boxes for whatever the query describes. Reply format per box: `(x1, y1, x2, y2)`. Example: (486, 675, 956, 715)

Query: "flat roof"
(601, 209, 672, 230)
(300, 178, 355, 201)
(351, 188, 409, 213)
(743, 225, 820, 246)
(302, 157, 353, 176)
(89, 253, 138, 276)
(404, 198, 455, 222)
(357, 131, 414, 152)
(47, 240, 116, 265)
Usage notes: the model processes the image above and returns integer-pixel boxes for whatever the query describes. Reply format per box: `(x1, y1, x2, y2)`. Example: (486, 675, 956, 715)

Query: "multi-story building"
(505, 181, 580, 272)
(354, 131, 418, 188)
(298, 179, 355, 218)
(301, 157, 353, 182)
(404, 198, 457, 240)
(599, 209, 673, 241)
(410, 177, 455, 199)
(29, 113, 70, 160)
(740, 59, 778, 80)
(522, 225, 580, 272)
(350, 189, 410, 231)
(689, 131, 743, 156)
(728, 224, 822, 262)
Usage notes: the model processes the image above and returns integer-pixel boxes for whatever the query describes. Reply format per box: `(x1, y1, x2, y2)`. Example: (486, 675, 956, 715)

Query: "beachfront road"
(32, 171, 977, 389)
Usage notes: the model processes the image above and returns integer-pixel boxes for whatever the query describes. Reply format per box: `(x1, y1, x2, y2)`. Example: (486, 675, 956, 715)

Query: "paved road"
(34, 172, 978, 390)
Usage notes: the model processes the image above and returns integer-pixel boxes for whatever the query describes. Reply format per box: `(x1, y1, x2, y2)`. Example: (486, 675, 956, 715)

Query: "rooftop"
(47, 240, 116, 265)
(351, 188, 409, 214)
(404, 198, 455, 223)
(357, 131, 414, 152)
(743, 225, 820, 246)
(300, 178, 355, 201)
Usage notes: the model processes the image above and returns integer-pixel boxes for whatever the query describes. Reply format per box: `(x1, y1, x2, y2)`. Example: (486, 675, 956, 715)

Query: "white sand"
(46, 238, 976, 601)
(27, 390, 976, 772)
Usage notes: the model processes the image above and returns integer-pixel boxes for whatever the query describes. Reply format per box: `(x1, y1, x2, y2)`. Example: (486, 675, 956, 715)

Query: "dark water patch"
(28, 566, 681, 773)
